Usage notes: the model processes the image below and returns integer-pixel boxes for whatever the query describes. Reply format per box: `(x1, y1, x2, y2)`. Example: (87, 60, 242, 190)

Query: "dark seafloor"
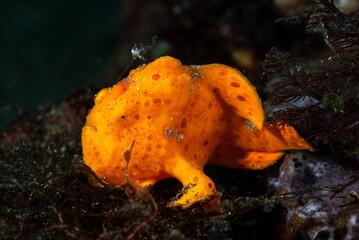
(1, 1, 359, 239)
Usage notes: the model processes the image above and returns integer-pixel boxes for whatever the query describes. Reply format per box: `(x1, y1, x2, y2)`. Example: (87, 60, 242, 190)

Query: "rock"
(278, 152, 359, 239)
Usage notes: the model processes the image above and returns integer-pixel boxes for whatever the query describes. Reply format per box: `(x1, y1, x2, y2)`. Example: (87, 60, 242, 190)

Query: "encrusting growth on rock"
(82, 56, 313, 207)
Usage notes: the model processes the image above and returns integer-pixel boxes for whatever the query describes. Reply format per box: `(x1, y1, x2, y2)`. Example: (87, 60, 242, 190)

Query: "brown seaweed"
(263, 3, 359, 158)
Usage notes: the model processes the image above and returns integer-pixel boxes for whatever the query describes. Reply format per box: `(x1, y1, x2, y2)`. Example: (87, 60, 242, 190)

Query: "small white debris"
(246, 120, 255, 131)
(164, 127, 178, 140)
(177, 133, 184, 142)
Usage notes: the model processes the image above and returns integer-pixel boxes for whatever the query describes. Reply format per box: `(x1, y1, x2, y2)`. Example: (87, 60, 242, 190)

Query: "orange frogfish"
(82, 56, 313, 207)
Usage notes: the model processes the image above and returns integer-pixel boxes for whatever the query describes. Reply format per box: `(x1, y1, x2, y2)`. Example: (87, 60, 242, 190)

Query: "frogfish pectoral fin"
(166, 156, 218, 208)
